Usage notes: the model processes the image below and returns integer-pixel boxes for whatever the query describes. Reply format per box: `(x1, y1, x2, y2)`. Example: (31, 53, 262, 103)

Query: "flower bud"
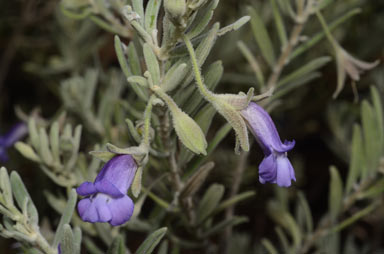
(164, 0, 187, 19)
(153, 86, 207, 155)
(172, 109, 207, 155)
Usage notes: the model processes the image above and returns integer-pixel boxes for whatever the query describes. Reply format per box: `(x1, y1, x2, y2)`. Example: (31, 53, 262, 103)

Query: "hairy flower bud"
(172, 109, 208, 155)
(153, 86, 207, 155)
(164, 0, 187, 19)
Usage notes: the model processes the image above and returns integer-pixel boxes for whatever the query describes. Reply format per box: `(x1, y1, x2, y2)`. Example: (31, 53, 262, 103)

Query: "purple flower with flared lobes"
(76, 154, 137, 226)
(241, 102, 295, 187)
(0, 123, 28, 162)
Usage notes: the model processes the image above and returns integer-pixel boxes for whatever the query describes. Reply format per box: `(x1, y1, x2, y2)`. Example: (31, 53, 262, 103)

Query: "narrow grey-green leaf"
(276, 0, 294, 17)
(14, 142, 41, 162)
(180, 162, 214, 199)
(318, 0, 334, 10)
(107, 235, 127, 254)
(10, 171, 39, 225)
(213, 191, 256, 215)
(329, 166, 343, 222)
(273, 72, 321, 99)
(128, 76, 148, 87)
(194, 23, 219, 68)
(133, 86, 149, 102)
(125, 118, 141, 143)
(114, 35, 132, 78)
(202, 216, 248, 237)
(65, 125, 82, 171)
(162, 63, 188, 92)
(297, 191, 313, 233)
(370, 86, 384, 153)
(53, 189, 78, 248)
(84, 69, 98, 109)
(0, 167, 13, 206)
(28, 118, 39, 148)
(39, 128, 53, 165)
(90, 15, 122, 36)
(186, 0, 219, 39)
(206, 123, 231, 153)
(275, 227, 290, 251)
(361, 100, 379, 175)
(158, 240, 168, 254)
(132, 0, 145, 26)
(143, 43, 160, 86)
(247, 6, 275, 67)
(136, 227, 167, 254)
(345, 124, 365, 194)
(61, 224, 75, 254)
(195, 104, 217, 135)
(261, 238, 278, 254)
(217, 16, 250, 37)
(127, 77, 150, 100)
(268, 202, 302, 248)
(73, 227, 82, 254)
(160, 13, 174, 51)
(144, 0, 162, 33)
(127, 42, 142, 76)
(50, 122, 60, 164)
(357, 177, 384, 200)
(237, 41, 265, 88)
(94, 223, 113, 245)
(270, 0, 287, 47)
(277, 56, 331, 88)
(197, 184, 225, 224)
(84, 237, 104, 254)
(331, 201, 378, 233)
(284, 213, 302, 248)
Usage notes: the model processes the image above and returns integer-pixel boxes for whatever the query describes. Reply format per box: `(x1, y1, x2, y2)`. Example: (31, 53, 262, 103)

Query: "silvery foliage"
(1, 0, 383, 253)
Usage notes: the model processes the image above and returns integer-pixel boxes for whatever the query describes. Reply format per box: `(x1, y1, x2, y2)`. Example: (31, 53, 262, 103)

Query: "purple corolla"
(0, 123, 28, 162)
(241, 102, 295, 187)
(76, 154, 137, 225)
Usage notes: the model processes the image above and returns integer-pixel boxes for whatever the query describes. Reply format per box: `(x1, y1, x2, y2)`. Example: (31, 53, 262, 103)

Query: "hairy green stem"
(182, 34, 215, 102)
(315, 10, 339, 48)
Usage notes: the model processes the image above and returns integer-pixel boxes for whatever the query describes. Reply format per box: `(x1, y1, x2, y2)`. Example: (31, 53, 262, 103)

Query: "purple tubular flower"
(241, 102, 295, 187)
(0, 123, 28, 162)
(76, 154, 137, 226)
